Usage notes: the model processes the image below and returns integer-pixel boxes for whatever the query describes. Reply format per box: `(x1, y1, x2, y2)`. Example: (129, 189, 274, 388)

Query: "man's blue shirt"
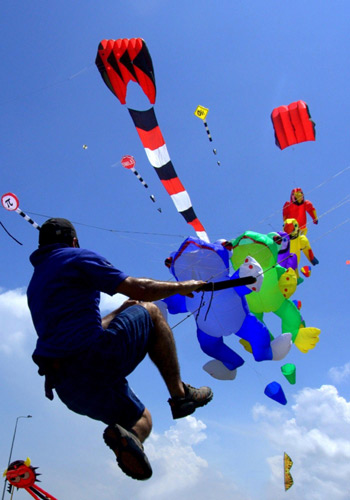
(27, 244, 128, 358)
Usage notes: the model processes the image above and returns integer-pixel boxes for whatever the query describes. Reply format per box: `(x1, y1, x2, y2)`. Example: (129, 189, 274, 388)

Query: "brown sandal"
(103, 424, 152, 480)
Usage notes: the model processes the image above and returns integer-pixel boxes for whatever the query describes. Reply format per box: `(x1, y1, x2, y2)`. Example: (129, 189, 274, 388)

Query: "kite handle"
(199, 276, 256, 291)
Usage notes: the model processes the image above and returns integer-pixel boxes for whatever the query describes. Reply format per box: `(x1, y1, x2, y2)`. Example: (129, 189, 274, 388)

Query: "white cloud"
(3, 285, 350, 500)
(329, 362, 350, 384)
(100, 291, 126, 313)
(0, 288, 34, 356)
(164, 415, 207, 445)
(254, 385, 350, 500)
(0, 288, 128, 357)
(105, 416, 249, 500)
(142, 417, 208, 499)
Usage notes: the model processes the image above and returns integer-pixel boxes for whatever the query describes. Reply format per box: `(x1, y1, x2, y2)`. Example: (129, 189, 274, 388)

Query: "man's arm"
(116, 276, 205, 302)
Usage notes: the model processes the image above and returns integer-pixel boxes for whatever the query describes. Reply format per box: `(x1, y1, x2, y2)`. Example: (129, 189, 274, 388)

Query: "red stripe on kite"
(161, 178, 186, 196)
(189, 218, 207, 233)
(135, 126, 165, 150)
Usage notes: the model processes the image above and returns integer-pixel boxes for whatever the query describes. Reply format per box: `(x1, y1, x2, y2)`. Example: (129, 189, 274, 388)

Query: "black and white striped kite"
(96, 38, 209, 242)
(1, 192, 40, 230)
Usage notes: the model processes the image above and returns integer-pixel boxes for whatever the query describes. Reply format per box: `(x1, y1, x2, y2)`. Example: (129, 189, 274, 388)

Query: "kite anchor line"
(258, 164, 350, 227)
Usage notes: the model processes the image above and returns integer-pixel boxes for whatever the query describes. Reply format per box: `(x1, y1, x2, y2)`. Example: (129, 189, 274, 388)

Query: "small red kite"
(271, 100, 315, 150)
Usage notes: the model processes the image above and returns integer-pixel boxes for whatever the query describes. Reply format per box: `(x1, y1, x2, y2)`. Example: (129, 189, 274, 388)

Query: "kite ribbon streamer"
(128, 107, 209, 242)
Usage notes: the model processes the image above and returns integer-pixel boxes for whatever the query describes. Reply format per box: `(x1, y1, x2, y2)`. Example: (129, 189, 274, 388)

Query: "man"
(27, 218, 213, 481)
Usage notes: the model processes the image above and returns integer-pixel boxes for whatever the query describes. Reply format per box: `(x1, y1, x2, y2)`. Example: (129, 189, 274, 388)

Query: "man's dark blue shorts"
(54, 304, 153, 428)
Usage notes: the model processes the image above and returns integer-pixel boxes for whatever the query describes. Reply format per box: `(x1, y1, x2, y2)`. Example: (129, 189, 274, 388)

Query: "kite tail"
(128, 107, 209, 242)
(16, 209, 40, 230)
(0, 221, 23, 245)
(28, 485, 58, 500)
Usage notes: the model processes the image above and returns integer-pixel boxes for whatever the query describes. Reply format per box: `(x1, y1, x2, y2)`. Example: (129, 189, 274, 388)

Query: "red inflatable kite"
(95, 38, 156, 105)
(4, 458, 57, 500)
(271, 100, 315, 150)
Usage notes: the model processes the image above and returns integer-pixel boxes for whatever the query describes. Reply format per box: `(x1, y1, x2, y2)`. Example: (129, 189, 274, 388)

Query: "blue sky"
(1, 1, 350, 499)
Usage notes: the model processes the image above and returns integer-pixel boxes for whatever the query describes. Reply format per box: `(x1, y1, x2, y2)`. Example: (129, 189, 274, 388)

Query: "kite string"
(23, 203, 350, 264)
(0, 64, 93, 107)
(307, 164, 350, 194)
(18, 172, 349, 258)
(258, 164, 350, 226)
(25, 191, 349, 242)
(317, 194, 350, 221)
(291, 195, 350, 247)
(23, 211, 187, 239)
(310, 217, 350, 244)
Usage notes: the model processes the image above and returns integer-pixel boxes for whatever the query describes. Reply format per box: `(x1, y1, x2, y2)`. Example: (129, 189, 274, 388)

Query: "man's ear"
(73, 237, 80, 248)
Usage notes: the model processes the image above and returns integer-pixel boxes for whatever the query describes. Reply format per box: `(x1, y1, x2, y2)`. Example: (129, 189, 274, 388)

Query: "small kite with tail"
(4, 458, 58, 500)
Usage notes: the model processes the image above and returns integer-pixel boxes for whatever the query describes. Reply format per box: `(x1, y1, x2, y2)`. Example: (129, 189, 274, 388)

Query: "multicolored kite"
(283, 218, 319, 279)
(96, 38, 209, 241)
(163, 236, 292, 381)
(230, 230, 321, 353)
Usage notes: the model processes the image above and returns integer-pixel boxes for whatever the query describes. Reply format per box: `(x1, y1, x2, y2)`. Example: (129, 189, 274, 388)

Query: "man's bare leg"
(102, 301, 212, 415)
(139, 302, 186, 398)
(131, 408, 152, 442)
(102, 302, 212, 479)
(139, 302, 213, 420)
(102, 300, 185, 398)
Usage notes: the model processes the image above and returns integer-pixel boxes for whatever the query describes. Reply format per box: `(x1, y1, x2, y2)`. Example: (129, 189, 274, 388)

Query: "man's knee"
(142, 408, 152, 430)
(140, 302, 164, 323)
